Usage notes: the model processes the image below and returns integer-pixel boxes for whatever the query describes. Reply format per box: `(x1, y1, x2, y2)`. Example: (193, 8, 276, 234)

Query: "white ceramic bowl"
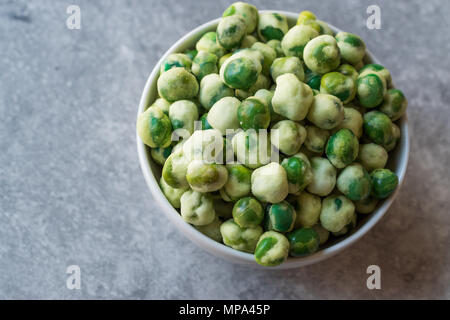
(136, 11, 409, 269)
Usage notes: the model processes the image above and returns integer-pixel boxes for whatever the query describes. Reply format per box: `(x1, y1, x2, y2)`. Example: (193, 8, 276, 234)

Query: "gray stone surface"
(1, 0, 449, 299)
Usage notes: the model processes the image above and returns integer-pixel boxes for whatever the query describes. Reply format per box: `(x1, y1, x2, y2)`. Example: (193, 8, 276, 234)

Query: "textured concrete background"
(1, 0, 449, 299)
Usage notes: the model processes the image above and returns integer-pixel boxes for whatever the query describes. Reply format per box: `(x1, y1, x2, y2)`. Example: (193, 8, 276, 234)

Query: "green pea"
(379, 89, 407, 121)
(281, 153, 313, 194)
(370, 168, 398, 199)
(198, 73, 234, 110)
(311, 223, 329, 244)
(336, 64, 359, 81)
(258, 12, 289, 42)
(287, 228, 320, 256)
(354, 196, 378, 214)
(332, 106, 363, 138)
(192, 50, 218, 81)
(169, 100, 199, 135)
(384, 123, 401, 152)
(303, 35, 341, 74)
(307, 157, 336, 197)
(208, 96, 241, 135)
(335, 32, 366, 65)
(254, 231, 289, 266)
(363, 110, 395, 146)
(307, 93, 344, 130)
(320, 195, 355, 233)
(220, 55, 262, 90)
(265, 201, 296, 233)
(220, 164, 252, 201)
(223, 2, 259, 34)
(137, 107, 173, 148)
(235, 73, 271, 100)
(356, 72, 386, 108)
(251, 42, 276, 76)
(271, 120, 306, 156)
(325, 128, 359, 169)
(150, 98, 171, 115)
(238, 97, 271, 130)
(251, 162, 289, 203)
(255, 89, 284, 124)
(320, 72, 356, 104)
(240, 35, 258, 49)
(220, 219, 263, 253)
(196, 31, 226, 58)
(296, 10, 316, 25)
(358, 143, 388, 171)
(232, 130, 272, 169)
(304, 67, 322, 90)
(157, 67, 199, 102)
(337, 163, 372, 201)
(162, 151, 190, 188)
(266, 39, 284, 57)
(294, 192, 321, 228)
(160, 53, 192, 74)
(180, 190, 216, 226)
(232, 197, 264, 228)
(332, 210, 357, 236)
(281, 25, 319, 59)
(316, 20, 334, 36)
(270, 56, 304, 82)
(186, 160, 228, 193)
(217, 15, 247, 50)
(151, 146, 172, 166)
(218, 52, 232, 69)
(184, 49, 198, 61)
(199, 113, 212, 130)
(159, 176, 188, 209)
(359, 63, 392, 87)
(195, 216, 223, 243)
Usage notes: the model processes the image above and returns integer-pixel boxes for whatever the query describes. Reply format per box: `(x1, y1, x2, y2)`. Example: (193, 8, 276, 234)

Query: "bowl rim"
(136, 10, 410, 269)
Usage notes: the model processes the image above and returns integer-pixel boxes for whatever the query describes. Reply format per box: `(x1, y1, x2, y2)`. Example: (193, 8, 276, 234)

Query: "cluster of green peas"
(137, 2, 407, 267)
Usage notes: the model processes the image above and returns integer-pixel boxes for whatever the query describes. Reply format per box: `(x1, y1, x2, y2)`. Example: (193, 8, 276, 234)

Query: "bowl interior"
(137, 11, 409, 269)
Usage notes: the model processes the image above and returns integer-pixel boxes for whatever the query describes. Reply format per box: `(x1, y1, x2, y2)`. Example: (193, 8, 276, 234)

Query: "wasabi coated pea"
(237, 96, 271, 130)
(325, 128, 359, 168)
(192, 51, 218, 80)
(180, 190, 216, 226)
(356, 72, 386, 108)
(240, 35, 258, 49)
(307, 93, 344, 129)
(220, 219, 263, 253)
(151, 146, 172, 166)
(384, 123, 400, 152)
(169, 100, 199, 135)
(217, 15, 247, 50)
(150, 98, 171, 115)
(198, 74, 234, 110)
(354, 196, 378, 214)
(220, 164, 252, 201)
(223, 1, 259, 34)
(316, 20, 334, 36)
(311, 224, 329, 244)
(265, 201, 296, 233)
(235, 73, 271, 100)
(220, 55, 262, 90)
(195, 32, 226, 58)
(157, 67, 199, 102)
(358, 143, 388, 171)
(307, 157, 336, 197)
(257, 12, 289, 42)
(335, 32, 366, 65)
(160, 53, 192, 74)
(137, 107, 172, 148)
(199, 113, 212, 130)
(304, 125, 329, 154)
(287, 228, 320, 256)
(159, 176, 188, 209)
(251, 162, 289, 203)
(218, 52, 232, 69)
(182, 129, 224, 162)
(266, 39, 284, 57)
(337, 163, 372, 201)
(359, 63, 392, 87)
(232, 197, 264, 228)
(186, 160, 228, 193)
(320, 195, 355, 233)
(294, 192, 321, 228)
(271, 120, 306, 156)
(272, 73, 313, 121)
(370, 168, 398, 199)
(363, 111, 394, 146)
(207, 97, 241, 135)
(162, 151, 189, 188)
(232, 130, 271, 169)
(184, 49, 197, 61)
(195, 216, 223, 242)
(304, 67, 321, 90)
(270, 56, 304, 82)
(379, 89, 407, 121)
(281, 153, 313, 194)
(337, 64, 359, 81)
(320, 72, 356, 104)
(251, 42, 277, 76)
(296, 10, 316, 25)
(254, 231, 289, 266)
(281, 25, 319, 59)
(303, 35, 341, 74)
(332, 107, 363, 138)
(332, 210, 357, 236)
(254, 89, 284, 124)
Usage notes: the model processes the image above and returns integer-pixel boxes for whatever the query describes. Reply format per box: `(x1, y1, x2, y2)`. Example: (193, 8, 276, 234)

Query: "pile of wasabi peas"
(137, 2, 407, 267)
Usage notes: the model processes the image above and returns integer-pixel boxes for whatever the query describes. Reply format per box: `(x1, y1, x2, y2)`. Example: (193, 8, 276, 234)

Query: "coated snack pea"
(294, 191, 321, 228)
(232, 130, 272, 169)
(169, 100, 199, 135)
(281, 25, 319, 59)
(157, 67, 199, 102)
(195, 216, 223, 243)
(257, 12, 289, 42)
(254, 231, 289, 266)
(162, 151, 190, 189)
(198, 74, 234, 110)
(296, 10, 316, 25)
(220, 219, 263, 253)
(251, 42, 277, 76)
(320, 72, 356, 104)
(199, 113, 213, 130)
(232, 197, 264, 228)
(207, 96, 241, 134)
(218, 52, 232, 69)
(336, 64, 359, 81)
(137, 107, 173, 148)
(265, 201, 296, 233)
(272, 73, 313, 121)
(192, 50, 218, 80)
(223, 1, 259, 34)
(271, 120, 307, 156)
(354, 196, 378, 214)
(281, 153, 313, 194)
(363, 110, 395, 146)
(186, 160, 228, 193)
(356, 72, 386, 108)
(336, 163, 372, 201)
(235, 73, 271, 100)
(237, 96, 271, 130)
(266, 39, 284, 57)
(220, 164, 252, 201)
(287, 228, 320, 256)
(307, 157, 336, 197)
(160, 53, 192, 74)
(359, 63, 392, 87)
(150, 98, 171, 115)
(335, 32, 366, 65)
(303, 35, 341, 74)
(304, 67, 322, 90)
(184, 49, 198, 61)
(180, 190, 216, 226)
(384, 123, 401, 152)
(220, 55, 262, 90)
(240, 35, 258, 49)
(151, 146, 173, 166)
(358, 143, 388, 171)
(379, 89, 408, 121)
(332, 107, 363, 138)
(254, 89, 284, 124)
(159, 176, 188, 209)
(311, 224, 330, 244)
(217, 15, 247, 50)
(370, 168, 398, 199)
(325, 128, 359, 168)
(270, 56, 305, 82)
(332, 210, 357, 236)
(307, 93, 344, 130)
(320, 195, 355, 233)
(196, 32, 227, 58)
(251, 162, 289, 203)
(303, 125, 330, 155)
(182, 129, 224, 162)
